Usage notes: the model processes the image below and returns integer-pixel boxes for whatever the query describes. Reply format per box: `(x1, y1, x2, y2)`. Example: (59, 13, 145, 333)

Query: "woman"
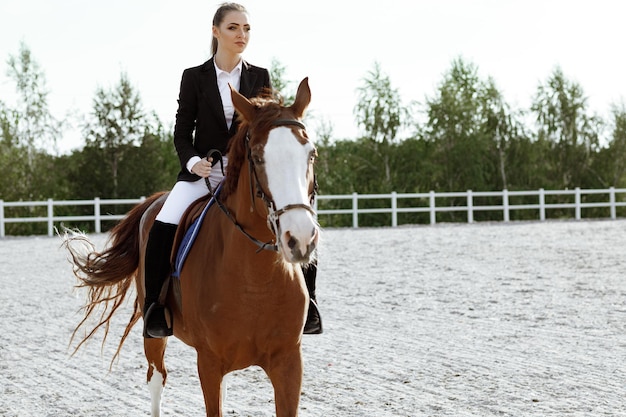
(143, 2, 322, 338)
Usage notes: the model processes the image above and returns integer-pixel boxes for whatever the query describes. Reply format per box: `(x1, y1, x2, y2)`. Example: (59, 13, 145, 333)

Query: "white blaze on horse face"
(264, 127, 319, 262)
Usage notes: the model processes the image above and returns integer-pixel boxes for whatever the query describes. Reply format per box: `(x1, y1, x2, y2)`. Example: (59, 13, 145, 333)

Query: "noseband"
(210, 119, 317, 253)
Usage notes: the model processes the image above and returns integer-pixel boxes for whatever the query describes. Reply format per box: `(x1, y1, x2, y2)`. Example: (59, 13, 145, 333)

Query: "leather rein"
(206, 119, 317, 253)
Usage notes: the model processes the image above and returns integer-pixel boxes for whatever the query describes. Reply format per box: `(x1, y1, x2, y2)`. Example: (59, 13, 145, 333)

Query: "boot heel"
(303, 299, 323, 334)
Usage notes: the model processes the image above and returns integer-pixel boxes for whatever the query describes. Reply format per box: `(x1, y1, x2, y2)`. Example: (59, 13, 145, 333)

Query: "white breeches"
(155, 157, 227, 225)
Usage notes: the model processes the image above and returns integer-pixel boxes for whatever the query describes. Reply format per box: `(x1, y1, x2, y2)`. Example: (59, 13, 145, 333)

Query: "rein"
(208, 118, 316, 253)
(204, 149, 277, 252)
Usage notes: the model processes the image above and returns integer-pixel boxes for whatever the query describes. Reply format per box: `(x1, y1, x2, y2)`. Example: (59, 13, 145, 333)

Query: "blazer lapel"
(200, 58, 228, 131)
(239, 60, 258, 99)
(230, 60, 259, 135)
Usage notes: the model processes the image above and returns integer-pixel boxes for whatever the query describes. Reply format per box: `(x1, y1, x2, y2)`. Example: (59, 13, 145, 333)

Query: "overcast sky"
(2, 0, 626, 152)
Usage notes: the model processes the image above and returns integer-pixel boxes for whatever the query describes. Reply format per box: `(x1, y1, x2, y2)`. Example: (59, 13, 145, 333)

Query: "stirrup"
(143, 302, 174, 338)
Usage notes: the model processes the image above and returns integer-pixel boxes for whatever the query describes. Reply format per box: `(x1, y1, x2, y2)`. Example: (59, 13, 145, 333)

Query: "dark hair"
(211, 3, 248, 56)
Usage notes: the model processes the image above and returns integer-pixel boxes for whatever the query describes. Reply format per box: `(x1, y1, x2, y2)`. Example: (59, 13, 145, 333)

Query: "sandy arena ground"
(1, 220, 625, 416)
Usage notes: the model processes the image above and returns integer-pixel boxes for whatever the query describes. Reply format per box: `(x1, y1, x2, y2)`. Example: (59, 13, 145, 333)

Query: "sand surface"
(1, 220, 625, 416)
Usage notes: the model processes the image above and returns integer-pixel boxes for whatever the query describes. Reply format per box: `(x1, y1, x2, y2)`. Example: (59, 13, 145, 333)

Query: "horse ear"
(230, 83, 256, 122)
(290, 77, 311, 119)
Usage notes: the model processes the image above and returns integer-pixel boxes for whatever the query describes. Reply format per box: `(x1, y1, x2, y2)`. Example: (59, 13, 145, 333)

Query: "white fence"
(0, 197, 145, 237)
(1, 187, 626, 237)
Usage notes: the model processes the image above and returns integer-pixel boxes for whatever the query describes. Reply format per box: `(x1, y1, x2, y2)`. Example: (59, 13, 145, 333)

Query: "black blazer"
(173, 57, 271, 182)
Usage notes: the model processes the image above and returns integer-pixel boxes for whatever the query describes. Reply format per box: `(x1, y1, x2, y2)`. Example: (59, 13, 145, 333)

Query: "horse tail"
(63, 192, 166, 362)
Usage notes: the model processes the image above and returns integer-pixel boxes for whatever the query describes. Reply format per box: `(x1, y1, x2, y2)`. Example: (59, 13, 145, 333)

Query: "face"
(212, 11, 250, 55)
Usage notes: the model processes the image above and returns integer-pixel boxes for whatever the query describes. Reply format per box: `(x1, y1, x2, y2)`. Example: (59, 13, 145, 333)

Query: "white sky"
(1, 0, 626, 153)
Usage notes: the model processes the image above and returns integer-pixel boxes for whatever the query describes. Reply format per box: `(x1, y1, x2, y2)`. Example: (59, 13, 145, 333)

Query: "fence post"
(539, 188, 546, 221)
(502, 189, 510, 222)
(94, 197, 101, 233)
(391, 192, 397, 227)
(467, 190, 474, 223)
(429, 191, 436, 225)
(575, 187, 581, 220)
(0, 200, 4, 237)
(47, 199, 54, 237)
(352, 192, 358, 228)
(610, 187, 616, 220)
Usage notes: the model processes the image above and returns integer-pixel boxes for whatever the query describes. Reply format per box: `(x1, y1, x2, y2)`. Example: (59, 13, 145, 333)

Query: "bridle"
(207, 119, 317, 253)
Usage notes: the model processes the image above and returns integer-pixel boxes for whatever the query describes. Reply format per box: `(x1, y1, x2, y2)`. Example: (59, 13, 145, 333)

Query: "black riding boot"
(303, 260, 323, 334)
(143, 220, 177, 338)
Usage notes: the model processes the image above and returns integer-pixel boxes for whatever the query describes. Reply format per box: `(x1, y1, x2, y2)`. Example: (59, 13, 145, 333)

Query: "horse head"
(228, 78, 319, 264)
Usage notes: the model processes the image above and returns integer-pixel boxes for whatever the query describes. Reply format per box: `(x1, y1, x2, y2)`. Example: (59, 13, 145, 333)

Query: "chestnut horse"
(63, 78, 319, 417)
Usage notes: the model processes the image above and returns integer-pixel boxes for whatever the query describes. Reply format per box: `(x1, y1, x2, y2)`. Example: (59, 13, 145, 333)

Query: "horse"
(63, 78, 319, 417)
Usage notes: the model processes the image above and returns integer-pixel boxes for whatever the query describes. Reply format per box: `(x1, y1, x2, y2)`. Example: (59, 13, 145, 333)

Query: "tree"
(0, 100, 18, 147)
(82, 73, 152, 198)
(593, 103, 626, 187)
(531, 67, 601, 188)
(422, 58, 500, 192)
(354, 61, 406, 144)
(6, 41, 61, 153)
(269, 58, 295, 104)
(0, 43, 65, 203)
(353, 62, 408, 188)
(115, 125, 179, 197)
(608, 103, 626, 186)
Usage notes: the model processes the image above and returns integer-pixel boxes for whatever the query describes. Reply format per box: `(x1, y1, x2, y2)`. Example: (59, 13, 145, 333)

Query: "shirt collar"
(213, 58, 243, 77)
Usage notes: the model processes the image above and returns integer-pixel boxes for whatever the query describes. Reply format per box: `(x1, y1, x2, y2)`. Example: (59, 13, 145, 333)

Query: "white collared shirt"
(214, 58, 242, 130)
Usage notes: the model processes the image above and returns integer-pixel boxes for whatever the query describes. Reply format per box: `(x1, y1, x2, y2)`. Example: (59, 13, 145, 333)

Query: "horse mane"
(222, 90, 287, 199)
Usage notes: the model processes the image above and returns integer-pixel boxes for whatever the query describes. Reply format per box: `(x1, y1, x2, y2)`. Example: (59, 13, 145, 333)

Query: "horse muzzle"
(281, 225, 319, 263)
(269, 206, 319, 263)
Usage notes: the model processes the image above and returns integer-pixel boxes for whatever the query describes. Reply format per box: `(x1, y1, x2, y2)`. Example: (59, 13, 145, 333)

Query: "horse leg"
(266, 349, 303, 417)
(144, 337, 168, 417)
(196, 350, 225, 417)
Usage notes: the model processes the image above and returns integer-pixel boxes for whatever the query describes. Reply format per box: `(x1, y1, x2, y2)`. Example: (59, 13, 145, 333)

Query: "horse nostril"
(287, 235, 297, 249)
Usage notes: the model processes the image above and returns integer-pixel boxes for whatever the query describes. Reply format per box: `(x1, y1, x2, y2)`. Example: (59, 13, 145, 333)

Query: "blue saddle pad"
(172, 184, 221, 278)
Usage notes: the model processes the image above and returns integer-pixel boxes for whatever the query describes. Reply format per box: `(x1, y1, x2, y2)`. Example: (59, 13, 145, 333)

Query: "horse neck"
(215, 164, 304, 291)
(221, 165, 299, 285)
(226, 160, 273, 238)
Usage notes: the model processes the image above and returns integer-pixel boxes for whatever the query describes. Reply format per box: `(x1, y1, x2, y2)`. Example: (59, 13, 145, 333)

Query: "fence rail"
(2, 187, 626, 237)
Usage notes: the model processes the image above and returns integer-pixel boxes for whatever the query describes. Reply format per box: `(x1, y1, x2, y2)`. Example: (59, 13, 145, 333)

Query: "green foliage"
(592, 103, 626, 187)
(422, 58, 510, 193)
(82, 73, 153, 198)
(354, 62, 406, 144)
(531, 67, 602, 188)
(352, 62, 409, 190)
(65, 119, 177, 200)
(6, 42, 61, 151)
(0, 41, 65, 234)
(316, 57, 626, 226)
(269, 58, 295, 105)
(0, 101, 18, 147)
